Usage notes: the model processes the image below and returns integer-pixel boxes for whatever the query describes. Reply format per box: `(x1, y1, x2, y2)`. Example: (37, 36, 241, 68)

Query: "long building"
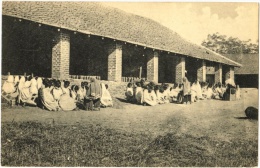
(2, 2, 241, 84)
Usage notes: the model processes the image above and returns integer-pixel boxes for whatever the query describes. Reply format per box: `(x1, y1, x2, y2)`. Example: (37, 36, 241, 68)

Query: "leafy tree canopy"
(201, 32, 258, 54)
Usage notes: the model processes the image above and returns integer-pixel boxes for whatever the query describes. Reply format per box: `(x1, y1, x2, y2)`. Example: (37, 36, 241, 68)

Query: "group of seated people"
(124, 77, 241, 106)
(2, 75, 113, 111)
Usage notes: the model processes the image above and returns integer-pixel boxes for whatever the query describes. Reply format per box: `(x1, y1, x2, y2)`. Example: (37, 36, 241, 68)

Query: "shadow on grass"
(234, 116, 258, 120)
(116, 97, 136, 104)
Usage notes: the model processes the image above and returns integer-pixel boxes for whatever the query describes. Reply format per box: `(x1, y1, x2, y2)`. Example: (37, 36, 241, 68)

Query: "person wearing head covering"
(41, 79, 60, 111)
(182, 77, 191, 104)
(155, 85, 165, 104)
(135, 82, 143, 104)
(14, 75, 20, 86)
(143, 84, 157, 106)
(85, 78, 102, 111)
(19, 76, 37, 106)
(37, 77, 43, 90)
(206, 83, 214, 99)
(30, 77, 38, 95)
(2, 75, 16, 94)
(59, 80, 77, 111)
(162, 84, 171, 103)
(100, 83, 113, 107)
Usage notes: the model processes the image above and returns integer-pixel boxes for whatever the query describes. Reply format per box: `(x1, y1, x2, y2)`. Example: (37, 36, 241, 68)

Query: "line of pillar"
(51, 31, 234, 83)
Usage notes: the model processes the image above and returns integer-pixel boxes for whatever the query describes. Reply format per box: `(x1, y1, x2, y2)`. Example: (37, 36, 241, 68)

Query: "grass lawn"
(1, 88, 258, 166)
(1, 121, 257, 167)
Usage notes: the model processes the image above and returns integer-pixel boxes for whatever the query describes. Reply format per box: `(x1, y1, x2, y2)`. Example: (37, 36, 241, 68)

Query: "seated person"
(2, 75, 18, 97)
(206, 83, 214, 99)
(52, 80, 63, 102)
(162, 84, 171, 103)
(143, 85, 157, 106)
(155, 85, 165, 104)
(170, 83, 180, 102)
(78, 82, 87, 101)
(40, 79, 60, 111)
(59, 81, 77, 111)
(100, 83, 113, 107)
(19, 76, 37, 106)
(125, 83, 134, 102)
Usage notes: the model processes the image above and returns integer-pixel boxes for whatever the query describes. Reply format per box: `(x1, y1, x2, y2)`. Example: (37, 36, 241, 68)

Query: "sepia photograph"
(1, 1, 259, 167)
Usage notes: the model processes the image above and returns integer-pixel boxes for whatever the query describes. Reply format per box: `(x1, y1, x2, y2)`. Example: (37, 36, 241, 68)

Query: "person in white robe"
(30, 77, 38, 95)
(163, 84, 171, 103)
(41, 79, 60, 111)
(2, 75, 16, 94)
(78, 82, 86, 101)
(52, 80, 63, 102)
(100, 83, 113, 107)
(14, 75, 20, 86)
(37, 77, 43, 90)
(59, 81, 77, 111)
(19, 76, 37, 106)
(135, 82, 143, 104)
(143, 85, 157, 106)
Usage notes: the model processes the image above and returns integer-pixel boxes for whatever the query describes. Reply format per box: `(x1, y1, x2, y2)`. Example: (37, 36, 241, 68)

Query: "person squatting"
(2, 76, 113, 111)
(125, 77, 241, 106)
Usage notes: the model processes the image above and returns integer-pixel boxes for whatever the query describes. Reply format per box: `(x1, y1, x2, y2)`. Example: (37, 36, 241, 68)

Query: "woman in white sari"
(100, 83, 113, 107)
(135, 82, 143, 104)
(2, 75, 16, 94)
(30, 77, 38, 95)
(52, 80, 63, 102)
(41, 79, 60, 111)
(19, 76, 37, 106)
(59, 81, 77, 111)
(143, 85, 157, 106)
(37, 77, 43, 90)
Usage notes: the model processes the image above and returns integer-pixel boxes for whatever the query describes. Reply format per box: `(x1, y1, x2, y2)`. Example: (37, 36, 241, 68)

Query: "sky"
(101, 2, 259, 45)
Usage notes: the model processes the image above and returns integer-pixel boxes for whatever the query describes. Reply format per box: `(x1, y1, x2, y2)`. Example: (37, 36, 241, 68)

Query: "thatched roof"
(223, 54, 258, 74)
(2, 1, 241, 67)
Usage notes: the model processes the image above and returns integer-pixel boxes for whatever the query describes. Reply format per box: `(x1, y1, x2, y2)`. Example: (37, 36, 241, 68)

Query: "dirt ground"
(1, 88, 258, 142)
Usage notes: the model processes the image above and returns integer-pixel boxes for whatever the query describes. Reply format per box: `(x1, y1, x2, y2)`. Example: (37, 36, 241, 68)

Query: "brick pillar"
(197, 60, 206, 82)
(107, 43, 122, 82)
(214, 63, 222, 83)
(225, 66, 234, 81)
(52, 32, 70, 79)
(147, 51, 159, 83)
(175, 57, 185, 83)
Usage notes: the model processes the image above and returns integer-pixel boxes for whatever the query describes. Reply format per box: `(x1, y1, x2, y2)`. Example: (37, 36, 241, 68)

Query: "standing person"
(85, 78, 101, 111)
(182, 77, 191, 104)
(135, 82, 143, 104)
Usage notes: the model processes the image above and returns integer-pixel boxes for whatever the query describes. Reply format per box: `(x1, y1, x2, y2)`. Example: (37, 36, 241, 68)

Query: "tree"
(201, 32, 259, 54)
